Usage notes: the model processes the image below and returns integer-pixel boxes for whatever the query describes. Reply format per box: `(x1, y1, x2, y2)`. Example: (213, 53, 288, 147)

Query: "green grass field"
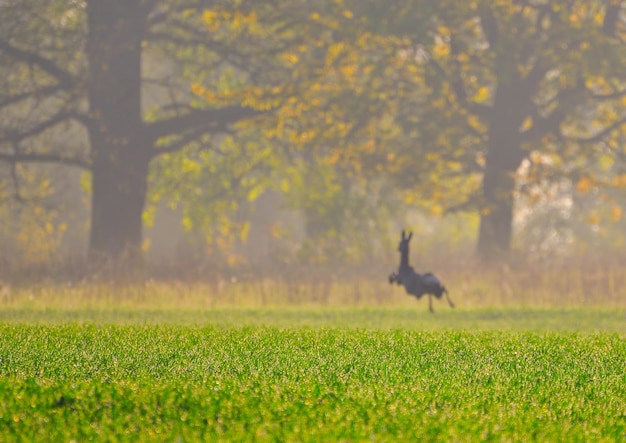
(0, 286, 625, 441)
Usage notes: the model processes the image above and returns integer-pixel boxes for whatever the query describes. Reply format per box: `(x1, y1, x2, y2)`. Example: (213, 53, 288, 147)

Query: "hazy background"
(0, 0, 625, 304)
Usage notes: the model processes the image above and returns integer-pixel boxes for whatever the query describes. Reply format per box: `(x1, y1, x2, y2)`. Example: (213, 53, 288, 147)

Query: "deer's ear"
(407, 232, 413, 241)
(401, 230, 406, 240)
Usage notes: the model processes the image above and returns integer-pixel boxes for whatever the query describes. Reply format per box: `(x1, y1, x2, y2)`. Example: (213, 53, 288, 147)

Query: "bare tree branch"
(147, 0, 214, 26)
(0, 38, 74, 88)
(520, 83, 583, 141)
(589, 88, 626, 102)
(520, 107, 567, 142)
(145, 30, 260, 74)
(0, 152, 91, 170)
(151, 125, 217, 157)
(479, 8, 499, 47)
(146, 105, 266, 143)
(0, 84, 64, 109)
(0, 110, 80, 144)
(563, 117, 626, 145)
(520, 62, 549, 97)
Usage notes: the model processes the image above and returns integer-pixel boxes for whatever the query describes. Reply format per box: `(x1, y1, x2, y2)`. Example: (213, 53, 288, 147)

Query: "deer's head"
(398, 230, 412, 255)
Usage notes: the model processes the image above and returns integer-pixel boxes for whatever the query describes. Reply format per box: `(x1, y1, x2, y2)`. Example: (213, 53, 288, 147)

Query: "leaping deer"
(388, 230, 455, 313)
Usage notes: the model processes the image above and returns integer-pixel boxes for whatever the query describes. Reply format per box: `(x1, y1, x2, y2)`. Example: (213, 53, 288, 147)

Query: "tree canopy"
(0, 0, 625, 273)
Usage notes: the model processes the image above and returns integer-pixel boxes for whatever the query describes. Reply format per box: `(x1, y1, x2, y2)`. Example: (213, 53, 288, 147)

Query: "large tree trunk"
(88, 143, 150, 265)
(476, 83, 526, 262)
(477, 141, 521, 262)
(86, 0, 150, 265)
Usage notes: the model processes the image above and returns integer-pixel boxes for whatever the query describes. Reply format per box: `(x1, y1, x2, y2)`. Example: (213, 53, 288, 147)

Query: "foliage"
(174, 0, 460, 262)
(186, 0, 626, 260)
(147, 131, 275, 263)
(418, 0, 626, 256)
(0, 165, 68, 267)
(1, 0, 625, 268)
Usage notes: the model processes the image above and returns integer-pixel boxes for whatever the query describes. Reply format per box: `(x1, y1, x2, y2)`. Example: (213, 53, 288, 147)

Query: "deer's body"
(389, 230, 455, 313)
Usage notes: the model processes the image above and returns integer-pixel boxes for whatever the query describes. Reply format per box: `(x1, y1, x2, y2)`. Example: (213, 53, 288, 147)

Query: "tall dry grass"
(1, 247, 625, 309)
(0, 264, 624, 310)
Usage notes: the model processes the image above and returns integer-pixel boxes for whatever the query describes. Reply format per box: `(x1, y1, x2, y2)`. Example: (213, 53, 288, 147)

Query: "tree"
(168, 0, 443, 264)
(4, 0, 623, 271)
(0, 0, 262, 267)
(370, 0, 626, 261)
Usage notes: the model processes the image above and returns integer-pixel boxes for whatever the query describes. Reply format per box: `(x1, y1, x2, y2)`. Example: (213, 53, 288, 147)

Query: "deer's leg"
(428, 294, 434, 313)
(444, 288, 455, 308)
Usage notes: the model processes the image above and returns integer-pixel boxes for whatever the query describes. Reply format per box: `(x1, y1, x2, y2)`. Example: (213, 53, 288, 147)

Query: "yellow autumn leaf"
(473, 86, 490, 103)
(611, 206, 622, 222)
(588, 212, 600, 225)
(467, 114, 486, 132)
(612, 175, 626, 188)
(520, 117, 533, 131)
(456, 53, 470, 64)
(280, 52, 299, 65)
(437, 26, 450, 37)
(432, 40, 450, 58)
(340, 64, 357, 78)
(429, 205, 443, 216)
(240, 222, 250, 242)
(326, 42, 345, 65)
(576, 177, 593, 194)
(226, 254, 239, 267)
(593, 9, 605, 25)
(202, 10, 218, 24)
(270, 222, 283, 239)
